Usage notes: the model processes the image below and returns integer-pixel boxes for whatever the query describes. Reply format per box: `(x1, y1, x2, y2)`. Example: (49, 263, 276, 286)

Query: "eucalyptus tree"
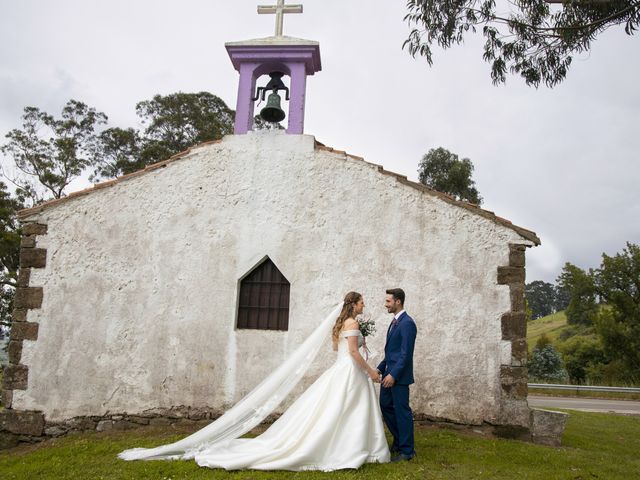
(404, 0, 640, 87)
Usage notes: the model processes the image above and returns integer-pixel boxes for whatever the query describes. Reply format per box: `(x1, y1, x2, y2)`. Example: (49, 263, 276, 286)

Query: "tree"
(526, 280, 558, 319)
(1, 92, 235, 331)
(0, 181, 23, 333)
(136, 92, 234, 163)
(91, 92, 235, 180)
(557, 262, 599, 325)
(90, 128, 144, 182)
(535, 332, 553, 350)
(557, 334, 608, 383)
(1, 100, 107, 206)
(554, 283, 571, 311)
(417, 147, 482, 204)
(593, 242, 640, 378)
(404, 1, 640, 87)
(528, 343, 568, 382)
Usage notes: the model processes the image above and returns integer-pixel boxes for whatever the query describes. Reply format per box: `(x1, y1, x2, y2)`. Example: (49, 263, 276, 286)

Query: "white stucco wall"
(14, 132, 533, 423)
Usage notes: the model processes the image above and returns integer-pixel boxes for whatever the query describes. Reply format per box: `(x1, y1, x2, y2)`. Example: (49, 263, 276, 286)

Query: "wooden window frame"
(236, 257, 290, 331)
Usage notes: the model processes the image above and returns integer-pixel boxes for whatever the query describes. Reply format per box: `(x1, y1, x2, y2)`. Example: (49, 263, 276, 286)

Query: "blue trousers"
(379, 384, 415, 456)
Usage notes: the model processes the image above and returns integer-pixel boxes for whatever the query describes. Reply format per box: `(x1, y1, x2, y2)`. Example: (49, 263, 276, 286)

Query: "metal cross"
(257, 0, 303, 37)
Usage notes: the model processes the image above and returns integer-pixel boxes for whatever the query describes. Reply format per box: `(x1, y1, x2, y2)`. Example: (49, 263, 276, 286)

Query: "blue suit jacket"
(377, 312, 417, 385)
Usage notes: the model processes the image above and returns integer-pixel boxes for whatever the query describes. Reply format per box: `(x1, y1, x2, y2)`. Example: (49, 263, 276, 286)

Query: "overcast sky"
(1, 0, 638, 283)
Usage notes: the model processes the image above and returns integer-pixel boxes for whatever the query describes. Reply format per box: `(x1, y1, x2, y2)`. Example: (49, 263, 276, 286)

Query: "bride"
(119, 291, 391, 471)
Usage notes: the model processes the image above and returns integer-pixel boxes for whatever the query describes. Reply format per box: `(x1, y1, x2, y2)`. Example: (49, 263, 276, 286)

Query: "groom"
(376, 288, 417, 462)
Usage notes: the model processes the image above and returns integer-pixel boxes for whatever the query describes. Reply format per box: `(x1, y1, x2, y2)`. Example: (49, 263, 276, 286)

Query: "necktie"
(389, 318, 398, 335)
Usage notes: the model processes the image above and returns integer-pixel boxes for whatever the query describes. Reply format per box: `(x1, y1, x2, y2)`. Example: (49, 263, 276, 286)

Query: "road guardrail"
(528, 383, 640, 394)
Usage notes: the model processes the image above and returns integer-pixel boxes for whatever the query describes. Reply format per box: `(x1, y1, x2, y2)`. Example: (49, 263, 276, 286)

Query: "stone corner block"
(20, 235, 36, 249)
(2, 364, 28, 390)
(500, 365, 528, 400)
(498, 399, 531, 428)
(14, 287, 43, 310)
(1, 389, 13, 409)
(11, 309, 28, 323)
(510, 284, 525, 313)
(497, 266, 525, 285)
(0, 410, 45, 436)
(511, 338, 528, 366)
(501, 313, 527, 340)
(10, 322, 39, 342)
(19, 248, 47, 269)
(17, 269, 31, 288)
(8, 340, 24, 364)
(21, 223, 48, 236)
(509, 244, 526, 267)
(530, 408, 569, 447)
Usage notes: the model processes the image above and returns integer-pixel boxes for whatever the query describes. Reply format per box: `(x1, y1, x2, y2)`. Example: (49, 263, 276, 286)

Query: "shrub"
(528, 344, 568, 383)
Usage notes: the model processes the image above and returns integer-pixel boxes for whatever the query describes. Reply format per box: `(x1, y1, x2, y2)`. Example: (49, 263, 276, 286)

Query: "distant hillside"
(526, 311, 570, 349)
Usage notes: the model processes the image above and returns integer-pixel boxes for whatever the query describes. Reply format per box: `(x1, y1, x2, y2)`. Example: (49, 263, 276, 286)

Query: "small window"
(237, 257, 290, 330)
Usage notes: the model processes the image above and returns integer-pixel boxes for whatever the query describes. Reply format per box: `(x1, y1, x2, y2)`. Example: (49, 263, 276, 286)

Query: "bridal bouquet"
(357, 314, 376, 360)
(357, 314, 377, 338)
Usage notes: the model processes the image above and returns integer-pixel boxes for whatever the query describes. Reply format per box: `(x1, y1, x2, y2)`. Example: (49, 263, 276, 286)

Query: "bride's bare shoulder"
(342, 318, 359, 330)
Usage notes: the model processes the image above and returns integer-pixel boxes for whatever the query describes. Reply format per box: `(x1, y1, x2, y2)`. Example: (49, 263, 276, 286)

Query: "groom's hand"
(382, 374, 395, 388)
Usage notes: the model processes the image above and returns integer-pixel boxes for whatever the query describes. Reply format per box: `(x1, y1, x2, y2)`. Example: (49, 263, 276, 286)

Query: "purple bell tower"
(225, 1, 322, 135)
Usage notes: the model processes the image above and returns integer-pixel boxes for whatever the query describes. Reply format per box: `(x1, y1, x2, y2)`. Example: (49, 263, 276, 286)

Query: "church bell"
(260, 93, 286, 123)
(253, 71, 290, 124)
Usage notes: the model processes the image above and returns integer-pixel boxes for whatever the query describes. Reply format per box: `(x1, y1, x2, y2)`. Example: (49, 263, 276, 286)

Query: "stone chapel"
(1, 2, 567, 449)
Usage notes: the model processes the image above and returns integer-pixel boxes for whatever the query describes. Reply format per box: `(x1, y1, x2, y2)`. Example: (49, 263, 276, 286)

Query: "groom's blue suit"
(377, 311, 417, 457)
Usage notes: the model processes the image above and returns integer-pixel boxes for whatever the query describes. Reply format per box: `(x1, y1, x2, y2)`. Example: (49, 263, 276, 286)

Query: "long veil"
(119, 302, 343, 461)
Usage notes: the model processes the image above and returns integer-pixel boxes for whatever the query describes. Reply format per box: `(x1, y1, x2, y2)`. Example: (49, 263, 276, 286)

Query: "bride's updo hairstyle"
(332, 291, 362, 346)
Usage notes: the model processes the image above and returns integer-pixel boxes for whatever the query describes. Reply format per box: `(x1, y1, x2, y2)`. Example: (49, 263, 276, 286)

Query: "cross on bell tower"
(225, 1, 321, 135)
(258, 0, 303, 37)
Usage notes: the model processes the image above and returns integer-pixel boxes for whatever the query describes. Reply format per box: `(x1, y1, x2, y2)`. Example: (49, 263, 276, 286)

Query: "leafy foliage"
(0, 100, 107, 206)
(557, 333, 608, 384)
(526, 279, 573, 319)
(1, 93, 236, 332)
(593, 242, 640, 378)
(0, 182, 23, 334)
(528, 343, 568, 382)
(526, 280, 557, 319)
(535, 332, 553, 350)
(90, 128, 145, 181)
(417, 147, 482, 204)
(404, 1, 640, 87)
(534, 243, 640, 384)
(557, 262, 599, 326)
(90, 92, 234, 180)
(555, 283, 571, 311)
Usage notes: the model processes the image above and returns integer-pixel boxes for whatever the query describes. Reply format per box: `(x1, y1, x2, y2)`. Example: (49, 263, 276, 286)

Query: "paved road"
(528, 395, 640, 415)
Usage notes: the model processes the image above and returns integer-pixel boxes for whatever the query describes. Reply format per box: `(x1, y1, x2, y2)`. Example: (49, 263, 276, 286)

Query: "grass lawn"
(1, 410, 639, 479)
(527, 311, 570, 347)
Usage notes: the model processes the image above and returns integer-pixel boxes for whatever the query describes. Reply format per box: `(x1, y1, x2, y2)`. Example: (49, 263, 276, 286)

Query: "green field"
(527, 311, 570, 347)
(1, 410, 639, 479)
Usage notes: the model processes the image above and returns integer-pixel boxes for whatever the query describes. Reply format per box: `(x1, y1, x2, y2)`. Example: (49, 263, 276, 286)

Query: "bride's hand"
(368, 368, 381, 383)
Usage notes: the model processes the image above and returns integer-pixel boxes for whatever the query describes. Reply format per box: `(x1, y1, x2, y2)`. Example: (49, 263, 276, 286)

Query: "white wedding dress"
(194, 329, 390, 471)
(119, 303, 390, 471)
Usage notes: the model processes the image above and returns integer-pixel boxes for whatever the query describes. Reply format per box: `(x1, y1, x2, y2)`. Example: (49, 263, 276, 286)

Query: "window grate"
(237, 258, 290, 331)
